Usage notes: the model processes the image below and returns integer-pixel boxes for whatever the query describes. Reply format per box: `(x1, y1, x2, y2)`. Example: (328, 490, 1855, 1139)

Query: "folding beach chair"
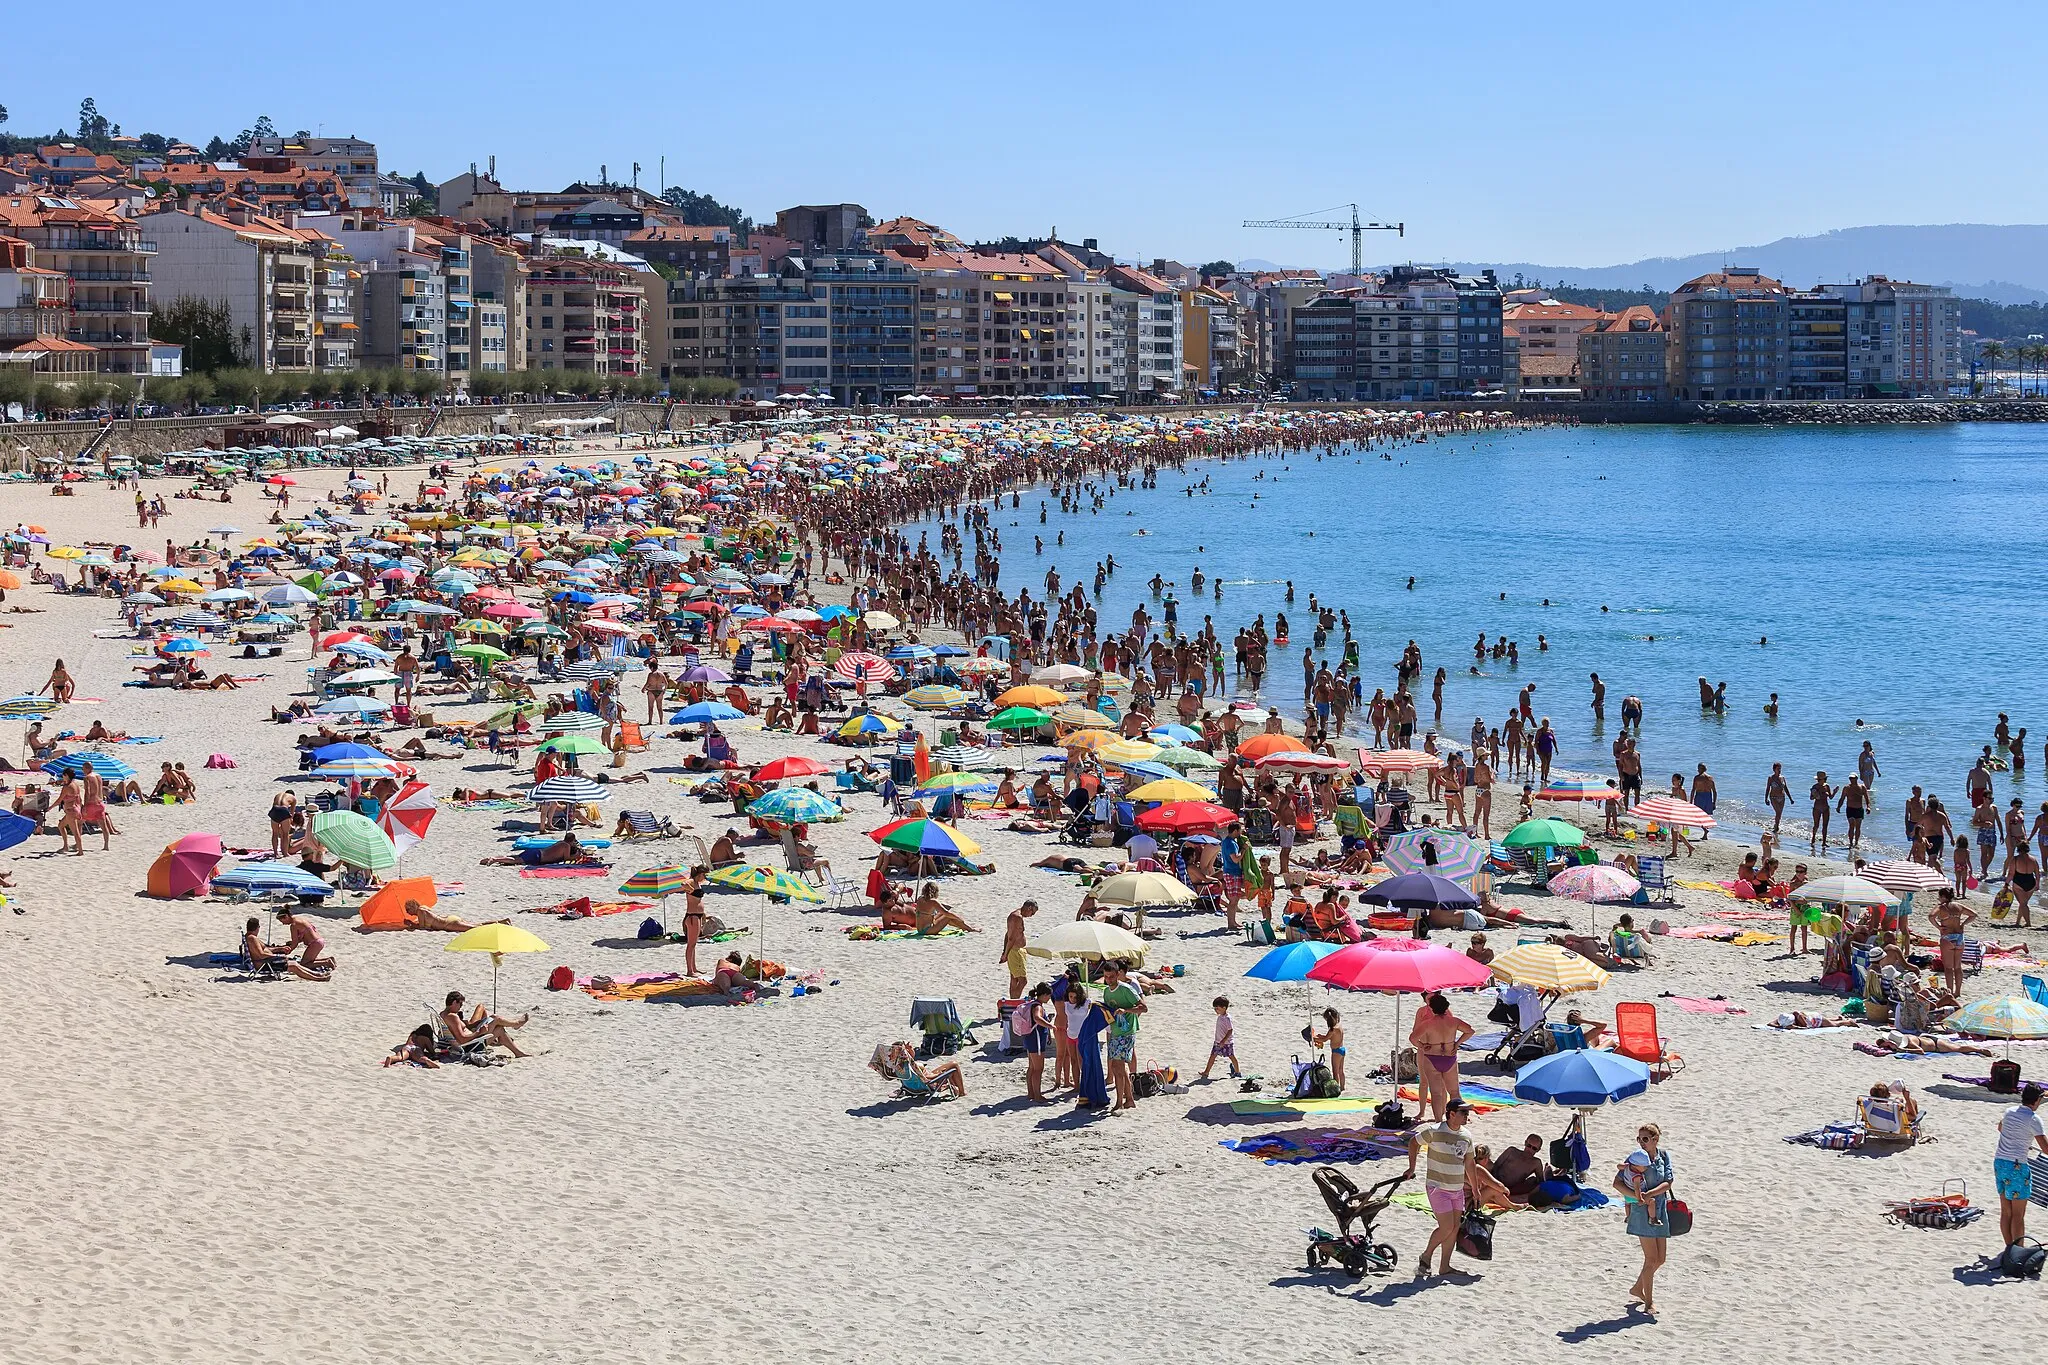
(2026, 975, 2048, 1009)
(820, 866, 863, 911)
(617, 721, 650, 753)
(1612, 1001, 1684, 1080)
(1960, 938, 1985, 975)
(617, 809, 663, 840)
(1633, 856, 1674, 906)
(1856, 1091, 1922, 1146)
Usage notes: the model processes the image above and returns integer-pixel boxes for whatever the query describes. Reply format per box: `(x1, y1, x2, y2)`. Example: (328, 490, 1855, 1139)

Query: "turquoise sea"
(907, 421, 2048, 849)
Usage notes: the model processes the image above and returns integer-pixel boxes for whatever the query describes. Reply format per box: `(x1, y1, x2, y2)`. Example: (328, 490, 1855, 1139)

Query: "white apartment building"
(148, 206, 335, 373)
(1817, 277, 1961, 398)
(1106, 264, 1184, 398)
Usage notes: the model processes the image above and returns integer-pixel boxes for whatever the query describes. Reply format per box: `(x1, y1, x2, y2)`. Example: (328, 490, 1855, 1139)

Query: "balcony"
(68, 270, 150, 283)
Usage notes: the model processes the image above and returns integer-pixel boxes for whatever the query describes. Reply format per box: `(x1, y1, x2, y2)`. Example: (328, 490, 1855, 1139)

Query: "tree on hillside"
(77, 98, 112, 145)
(660, 186, 751, 231)
(1198, 260, 1234, 278)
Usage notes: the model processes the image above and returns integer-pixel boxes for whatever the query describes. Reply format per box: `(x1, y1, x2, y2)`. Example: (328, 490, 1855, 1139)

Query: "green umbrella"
(988, 706, 1051, 731)
(537, 734, 606, 756)
(453, 642, 509, 662)
(1156, 745, 1222, 770)
(309, 809, 399, 870)
(1503, 818, 1587, 849)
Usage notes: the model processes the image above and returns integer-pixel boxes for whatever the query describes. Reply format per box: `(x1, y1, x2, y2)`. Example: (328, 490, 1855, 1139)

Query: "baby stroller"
(1305, 1168, 1404, 1278)
(1061, 788, 1098, 845)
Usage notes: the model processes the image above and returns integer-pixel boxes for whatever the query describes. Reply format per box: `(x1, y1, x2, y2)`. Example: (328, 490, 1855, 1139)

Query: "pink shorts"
(1427, 1185, 1467, 1215)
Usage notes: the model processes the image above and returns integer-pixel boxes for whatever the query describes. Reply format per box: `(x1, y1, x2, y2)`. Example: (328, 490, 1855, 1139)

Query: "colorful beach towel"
(518, 865, 609, 879)
(1397, 1083, 1519, 1113)
(1667, 924, 1739, 940)
(1664, 996, 1747, 1014)
(443, 797, 529, 811)
(843, 925, 964, 941)
(1230, 1096, 1383, 1117)
(1217, 1127, 1409, 1166)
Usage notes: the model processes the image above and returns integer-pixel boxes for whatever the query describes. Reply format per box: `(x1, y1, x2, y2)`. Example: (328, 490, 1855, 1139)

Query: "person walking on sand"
(642, 665, 669, 726)
(1995, 1083, 2048, 1250)
(1409, 992, 1473, 1120)
(1403, 1098, 1479, 1280)
(40, 658, 75, 704)
(1837, 775, 1870, 855)
(1765, 763, 1790, 836)
(1931, 890, 1978, 997)
(1200, 995, 1240, 1081)
(79, 760, 117, 849)
(1616, 1123, 1676, 1315)
(1002, 899, 1037, 998)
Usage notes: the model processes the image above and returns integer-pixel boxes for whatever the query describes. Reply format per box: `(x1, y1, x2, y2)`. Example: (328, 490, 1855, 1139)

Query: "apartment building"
(434, 170, 668, 238)
(1179, 285, 1242, 391)
(624, 224, 731, 278)
(147, 206, 353, 373)
(0, 235, 94, 374)
(356, 251, 446, 373)
(1667, 268, 1790, 400)
(1451, 271, 1506, 394)
(1576, 305, 1669, 401)
(658, 251, 911, 401)
(523, 251, 646, 378)
(1352, 267, 1462, 400)
(1787, 290, 1848, 399)
(1502, 298, 1608, 357)
(469, 237, 527, 372)
(1250, 276, 1327, 390)
(244, 136, 380, 209)
(1815, 277, 1959, 397)
(1285, 295, 1357, 398)
(1037, 243, 1122, 396)
(901, 250, 1071, 397)
(775, 204, 866, 251)
(1105, 265, 1184, 398)
(0, 195, 157, 374)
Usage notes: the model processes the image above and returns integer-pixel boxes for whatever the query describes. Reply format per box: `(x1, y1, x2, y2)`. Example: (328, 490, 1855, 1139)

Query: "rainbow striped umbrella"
(1382, 829, 1489, 880)
(870, 817, 981, 858)
(619, 864, 692, 899)
(1535, 777, 1619, 802)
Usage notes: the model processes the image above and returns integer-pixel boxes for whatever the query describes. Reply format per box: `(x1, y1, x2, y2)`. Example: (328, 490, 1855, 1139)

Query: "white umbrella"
(1795, 875, 1898, 906)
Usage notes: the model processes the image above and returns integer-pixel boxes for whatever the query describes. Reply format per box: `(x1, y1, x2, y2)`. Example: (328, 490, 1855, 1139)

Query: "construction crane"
(1241, 204, 1403, 275)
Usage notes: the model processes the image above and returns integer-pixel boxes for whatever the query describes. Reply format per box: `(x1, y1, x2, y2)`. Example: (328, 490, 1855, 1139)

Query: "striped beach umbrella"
(0, 695, 56, 717)
(1098, 738, 1162, 765)
(704, 863, 823, 902)
(42, 751, 137, 781)
(747, 787, 845, 824)
(308, 810, 398, 871)
(1950, 996, 2048, 1040)
(833, 651, 898, 684)
(1156, 746, 1222, 771)
(1356, 747, 1438, 773)
(1255, 751, 1350, 774)
(538, 712, 604, 734)
(1628, 795, 1716, 830)
(311, 757, 403, 782)
(532, 775, 609, 805)
(869, 817, 980, 858)
(1862, 859, 1949, 894)
(1382, 829, 1490, 880)
(903, 684, 970, 709)
(210, 861, 333, 896)
(1535, 777, 1620, 802)
(620, 864, 693, 899)
(930, 744, 993, 771)
(913, 771, 999, 797)
(1488, 942, 1612, 995)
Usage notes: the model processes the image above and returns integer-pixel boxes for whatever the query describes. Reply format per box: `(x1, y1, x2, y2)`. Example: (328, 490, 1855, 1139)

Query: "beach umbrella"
(1310, 940, 1494, 1100)
(1489, 943, 1611, 996)
(913, 771, 998, 797)
(309, 810, 398, 871)
(1356, 747, 1440, 774)
(1027, 919, 1147, 965)
(1949, 996, 2048, 1041)
(1156, 746, 1222, 771)
(1535, 777, 1620, 802)
(330, 641, 394, 663)
(871, 817, 980, 858)
(836, 713, 901, 739)
(311, 696, 390, 718)
(445, 922, 550, 1015)
(1097, 738, 1163, 765)
(930, 744, 993, 771)
(0, 695, 56, 718)
(754, 755, 832, 783)
(1255, 751, 1350, 775)
(988, 706, 1050, 732)
(539, 712, 605, 734)
(210, 860, 332, 897)
(620, 864, 693, 900)
(833, 652, 898, 684)
(1051, 705, 1114, 729)
(122, 592, 166, 607)
(1126, 778, 1217, 804)
(1546, 863, 1641, 906)
(1236, 733, 1309, 761)
(669, 701, 744, 725)
(332, 668, 400, 687)
(454, 642, 509, 663)
(676, 663, 731, 684)
(144, 832, 224, 899)
(1243, 940, 1342, 981)
(532, 775, 609, 805)
(0, 811, 35, 853)
(42, 752, 136, 782)
(747, 787, 844, 824)
(903, 684, 971, 709)
(311, 757, 402, 782)
(1514, 1048, 1651, 1107)
(1629, 795, 1716, 830)
(1134, 800, 1235, 833)
(704, 863, 825, 902)
(1861, 860, 1948, 894)
(157, 637, 208, 655)
(376, 781, 437, 857)
(1795, 875, 1899, 907)
(1502, 818, 1587, 849)
(1091, 870, 1197, 909)
(995, 685, 1065, 709)
(1147, 724, 1201, 745)
(1381, 829, 1490, 881)
(536, 733, 606, 757)
(1360, 871, 1478, 911)
(1031, 663, 1093, 687)
(1064, 730, 1115, 754)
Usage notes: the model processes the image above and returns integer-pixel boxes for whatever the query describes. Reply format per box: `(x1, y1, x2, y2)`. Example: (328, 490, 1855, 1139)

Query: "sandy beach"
(2, 451, 2042, 1365)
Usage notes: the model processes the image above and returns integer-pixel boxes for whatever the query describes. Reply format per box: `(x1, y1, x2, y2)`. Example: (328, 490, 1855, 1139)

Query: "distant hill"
(1386, 226, 2048, 304)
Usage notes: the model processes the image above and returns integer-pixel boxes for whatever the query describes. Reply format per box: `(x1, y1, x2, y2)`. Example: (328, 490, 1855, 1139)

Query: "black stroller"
(1305, 1168, 1404, 1277)
(1061, 787, 1097, 845)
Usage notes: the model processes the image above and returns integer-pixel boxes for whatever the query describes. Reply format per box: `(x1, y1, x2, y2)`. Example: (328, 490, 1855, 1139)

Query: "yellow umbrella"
(1098, 738, 1162, 765)
(46, 546, 85, 560)
(446, 922, 550, 1013)
(1488, 943, 1610, 995)
(1052, 705, 1115, 729)
(159, 578, 204, 593)
(1063, 730, 1115, 753)
(1126, 777, 1216, 803)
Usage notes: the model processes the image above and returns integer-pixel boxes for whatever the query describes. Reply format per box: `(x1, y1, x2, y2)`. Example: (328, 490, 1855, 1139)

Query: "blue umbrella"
(0, 810, 35, 852)
(210, 861, 333, 897)
(1243, 940, 1341, 981)
(42, 752, 136, 781)
(1147, 724, 1201, 744)
(312, 742, 394, 764)
(1360, 871, 1479, 910)
(1513, 1049, 1651, 1107)
(670, 701, 744, 725)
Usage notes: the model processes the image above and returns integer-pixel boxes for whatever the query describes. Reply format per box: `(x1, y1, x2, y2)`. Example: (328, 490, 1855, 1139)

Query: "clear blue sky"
(9, 1, 2044, 270)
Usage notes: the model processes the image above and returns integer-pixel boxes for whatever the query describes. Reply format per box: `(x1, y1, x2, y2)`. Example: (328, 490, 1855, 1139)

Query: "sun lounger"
(1613, 1001, 1684, 1079)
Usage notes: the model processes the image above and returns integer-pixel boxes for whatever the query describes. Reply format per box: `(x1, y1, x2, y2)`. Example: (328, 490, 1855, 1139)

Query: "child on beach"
(1254, 855, 1277, 928)
(1200, 996, 1240, 1080)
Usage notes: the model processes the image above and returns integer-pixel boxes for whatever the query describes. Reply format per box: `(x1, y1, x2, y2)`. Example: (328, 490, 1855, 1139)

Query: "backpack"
(637, 916, 665, 940)
(1292, 1056, 1339, 1100)
(1010, 1001, 1036, 1037)
(2000, 1239, 2046, 1278)
(546, 965, 574, 992)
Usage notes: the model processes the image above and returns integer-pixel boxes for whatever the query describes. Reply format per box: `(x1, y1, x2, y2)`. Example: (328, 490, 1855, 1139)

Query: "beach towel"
(579, 970, 681, 988)
(1667, 924, 1739, 939)
(114, 736, 163, 744)
(1397, 1083, 1519, 1112)
(1729, 931, 1781, 947)
(1664, 996, 1747, 1014)
(525, 897, 651, 919)
(843, 925, 964, 941)
(583, 978, 723, 1002)
(1217, 1127, 1409, 1166)
(1785, 1124, 1864, 1150)
(1393, 1187, 1609, 1215)
(1676, 878, 1738, 898)
(442, 798, 528, 811)
(1706, 908, 1785, 922)
(1230, 1096, 1383, 1117)
(518, 865, 609, 879)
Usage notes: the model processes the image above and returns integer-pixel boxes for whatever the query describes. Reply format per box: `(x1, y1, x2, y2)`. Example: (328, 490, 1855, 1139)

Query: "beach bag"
(1665, 1198, 1693, 1237)
(546, 965, 574, 991)
(205, 753, 237, 769)
(1373, 1100, 1412, 1131)
(1999, 1238, 2045, 1278)
(1456, 1209, 1495, 1261)
(1487, 995, 1516, 1025)
(1991, 1059, 2023, 1094)
(1244, 920, 1275, 946)
(637, 916, 665, 940)
(1291, 1055, 1339, 1100)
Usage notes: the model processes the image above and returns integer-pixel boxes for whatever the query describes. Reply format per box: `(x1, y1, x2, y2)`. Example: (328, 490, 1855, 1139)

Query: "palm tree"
(1982, 341, 2008, 397)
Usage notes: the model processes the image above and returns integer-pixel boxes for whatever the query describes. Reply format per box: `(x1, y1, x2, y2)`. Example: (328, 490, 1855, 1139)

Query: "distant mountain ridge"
(1322, 226, 2048, 304)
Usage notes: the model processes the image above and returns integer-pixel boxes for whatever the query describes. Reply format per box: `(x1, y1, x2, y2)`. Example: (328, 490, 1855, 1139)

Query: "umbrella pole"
(491, 952, 503, 1016)
(1392, 990, 1405, 1116)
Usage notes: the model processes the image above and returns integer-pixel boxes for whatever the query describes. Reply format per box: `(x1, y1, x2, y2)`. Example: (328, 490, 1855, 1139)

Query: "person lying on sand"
(394, 737, 464, 761)
(450, 788, 520, 802)
(1771, 1011, 1859, 1029)
(382, 1024, 440, 1068)
(438, 990, 529, 1057)
(480, 833, 586, 867)
(81, 721, 127, 743)
(1860, 1032, 1994, 1056)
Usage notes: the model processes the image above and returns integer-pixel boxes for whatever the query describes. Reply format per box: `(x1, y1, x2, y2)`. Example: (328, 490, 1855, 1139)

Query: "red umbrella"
(266, 475, 297, 486)
(376, 780, 436, 856)
(740, 616, 801, 634)
(318, 630, 371, 649)
(1309, 940, 1494, 1115)
(483, 602, 542, 620)
(755, 755, 831, 783)
(146, 831, 224, 898)
(1135, 801, 1235, 833)
(833, 651, 898, 683)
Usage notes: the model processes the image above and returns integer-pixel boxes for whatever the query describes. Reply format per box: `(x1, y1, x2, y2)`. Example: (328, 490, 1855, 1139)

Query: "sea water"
(905, 421, 2048, 849)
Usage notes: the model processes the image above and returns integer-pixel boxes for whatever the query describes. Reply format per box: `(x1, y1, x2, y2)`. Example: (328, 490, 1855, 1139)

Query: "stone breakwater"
(1697, 400, 2048, 425)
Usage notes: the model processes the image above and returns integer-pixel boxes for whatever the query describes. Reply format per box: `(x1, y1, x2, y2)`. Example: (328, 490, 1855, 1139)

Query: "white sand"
(0, 463, 2038, 1364)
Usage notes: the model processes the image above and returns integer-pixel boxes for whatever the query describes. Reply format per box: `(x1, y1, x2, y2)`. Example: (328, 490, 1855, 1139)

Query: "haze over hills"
(1240, 226, 2048, 303)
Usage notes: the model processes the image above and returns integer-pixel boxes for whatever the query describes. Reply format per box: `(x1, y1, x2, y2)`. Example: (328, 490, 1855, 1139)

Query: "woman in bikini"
(683, 866, 709, 978)
(1930, 890, 1978, 996)
(1409, 992, 1474, 1120)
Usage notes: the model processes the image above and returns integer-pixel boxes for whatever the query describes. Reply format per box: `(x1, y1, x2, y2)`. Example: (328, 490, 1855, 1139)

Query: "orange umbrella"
(0, 571, 19, 590)
(1236, 733, 1309, 760)
(359, 876, 436, 929)
(995, 685, 1066, 709)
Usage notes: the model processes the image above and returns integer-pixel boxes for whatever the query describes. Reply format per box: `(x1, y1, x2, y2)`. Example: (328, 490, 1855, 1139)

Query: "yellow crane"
(1241, 204, 1403, 274)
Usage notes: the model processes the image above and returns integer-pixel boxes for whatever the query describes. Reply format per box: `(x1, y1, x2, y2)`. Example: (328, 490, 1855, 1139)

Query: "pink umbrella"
(1255, 751, 1350, 774)
(150, 831, 225, 898)
(1629, 794, 1716, 830)
(1310, 940, 1493, 1112)
(483, 602, 542, 620)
